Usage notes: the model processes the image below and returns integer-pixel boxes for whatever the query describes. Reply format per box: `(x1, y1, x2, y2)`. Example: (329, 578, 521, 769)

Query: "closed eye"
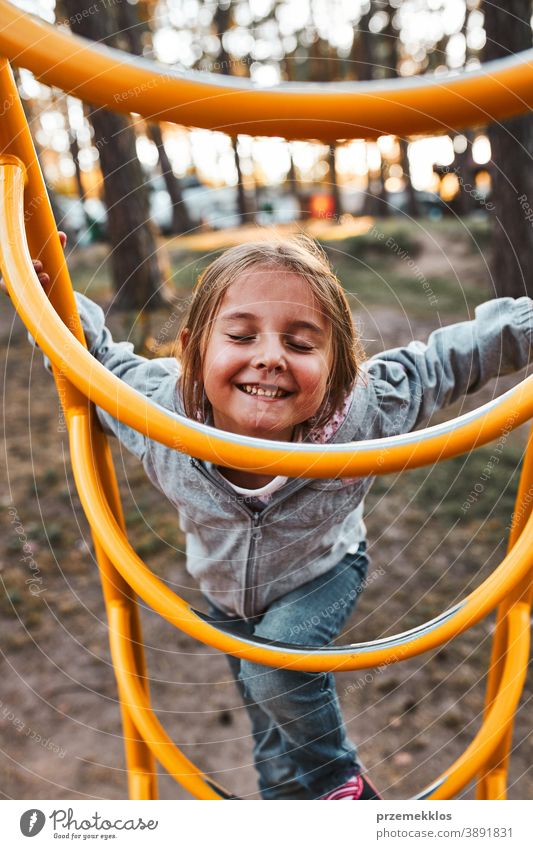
(227, 334, 256, 342)
(286, 338, 314, 351)
(227, 333, 314, 351)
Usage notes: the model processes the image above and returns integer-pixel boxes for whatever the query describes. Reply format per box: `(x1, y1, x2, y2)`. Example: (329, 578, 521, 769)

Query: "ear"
(179, 327, 190, 352)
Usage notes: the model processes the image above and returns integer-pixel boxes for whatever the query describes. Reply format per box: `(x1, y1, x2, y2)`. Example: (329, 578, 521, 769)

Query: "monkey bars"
(1, 1, 532, 799)
(1, 0, 533, 141)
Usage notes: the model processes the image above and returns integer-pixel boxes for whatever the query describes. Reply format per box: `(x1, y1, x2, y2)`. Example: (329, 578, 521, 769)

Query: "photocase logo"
(20, 809, 46, 837)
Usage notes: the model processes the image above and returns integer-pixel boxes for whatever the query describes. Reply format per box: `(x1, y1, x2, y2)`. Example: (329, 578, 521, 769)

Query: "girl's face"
(201, 266, 333, 441)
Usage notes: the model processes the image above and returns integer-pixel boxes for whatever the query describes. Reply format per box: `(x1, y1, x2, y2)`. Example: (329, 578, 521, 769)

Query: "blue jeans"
(207, 543, 369, 800)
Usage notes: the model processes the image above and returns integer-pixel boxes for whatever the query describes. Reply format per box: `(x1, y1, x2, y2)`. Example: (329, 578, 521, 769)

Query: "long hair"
(175, 235, 365, 430)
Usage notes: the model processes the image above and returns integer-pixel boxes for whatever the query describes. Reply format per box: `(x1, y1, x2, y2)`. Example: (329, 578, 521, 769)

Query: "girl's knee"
(239, 660, 321, 706)
(239, 660, 280, 703)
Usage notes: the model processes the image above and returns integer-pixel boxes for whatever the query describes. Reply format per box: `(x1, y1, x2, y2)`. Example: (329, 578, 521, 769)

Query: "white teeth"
(239, 384, 287, 398)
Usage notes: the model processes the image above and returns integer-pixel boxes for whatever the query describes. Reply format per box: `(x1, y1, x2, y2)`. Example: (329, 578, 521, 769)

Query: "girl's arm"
(362, 297, 533, 437)
(36, 291, 180, 461)
(73, 293, 180, 459)
(1, 237, 178, 461)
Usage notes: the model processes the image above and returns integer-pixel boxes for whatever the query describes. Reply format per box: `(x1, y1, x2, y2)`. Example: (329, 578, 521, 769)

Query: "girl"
(6, 234, 533, 800)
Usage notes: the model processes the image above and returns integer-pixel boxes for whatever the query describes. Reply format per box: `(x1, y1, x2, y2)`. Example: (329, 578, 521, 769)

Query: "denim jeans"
(207, 542, 369, 800)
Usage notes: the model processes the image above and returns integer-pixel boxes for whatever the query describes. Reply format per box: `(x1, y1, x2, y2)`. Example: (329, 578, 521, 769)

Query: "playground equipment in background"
(0, 0, 532, 800)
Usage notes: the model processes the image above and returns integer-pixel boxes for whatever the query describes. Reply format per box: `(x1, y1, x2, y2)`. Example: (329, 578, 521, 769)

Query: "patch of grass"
(41, 468, 60, 487)
(168, 248, 223, 292)
(370, 436, 524, 540)
(320, 220, 421, 263)
(71, 254, 112, 298)
(69, 218, 492, 321)
(456, 214, 492, 251)
(135, 536, 166, 558)
(313, 219, 486, 318)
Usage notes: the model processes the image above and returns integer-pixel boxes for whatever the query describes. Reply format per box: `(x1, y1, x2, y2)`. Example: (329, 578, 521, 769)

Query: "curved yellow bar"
(1, 49, 531, 801)
(99, 404, 533, 799)
(1, 0, 533, 140)
(109, 601, 226, 800)
(2, 160, 533, 479)
(475, 427, 533, 799)
(425, 603, 530, 800)
(110, 583, 530, 801)
(0, 60, 88, 417)
(68, 409, 533, 672)
(0, 60, 161, 801)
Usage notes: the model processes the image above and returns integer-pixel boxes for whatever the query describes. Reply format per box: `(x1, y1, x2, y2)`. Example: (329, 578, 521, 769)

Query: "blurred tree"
(115, 0, 192, 235)
(295, 23, 343, 217)
(60, 0, 170, 312)
(354, 4, 392, 217)
(211, 2, 253, 226)
(68, 129, 91, 232)
(483, 0, 533, 297)
(450, 4, 479, 216)
(14, 73, 67, 236)
(115, 0, 485, 228)
(280, 55, 306, 217)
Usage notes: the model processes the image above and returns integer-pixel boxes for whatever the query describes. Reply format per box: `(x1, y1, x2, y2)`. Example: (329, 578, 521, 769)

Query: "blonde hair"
(176, 235, 365, 430)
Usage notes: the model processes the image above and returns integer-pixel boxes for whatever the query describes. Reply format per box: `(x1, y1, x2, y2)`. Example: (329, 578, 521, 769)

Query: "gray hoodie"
(64, 293, 532, 618)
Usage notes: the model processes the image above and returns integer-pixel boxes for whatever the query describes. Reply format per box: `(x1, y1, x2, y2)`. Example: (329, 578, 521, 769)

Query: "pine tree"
(483, 0, 533, 297)
(61, 0, 169, 312)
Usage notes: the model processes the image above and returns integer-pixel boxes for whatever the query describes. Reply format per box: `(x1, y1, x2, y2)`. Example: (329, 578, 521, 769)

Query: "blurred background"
(1, 0, 532, 801)
(12, 0, 533, 316)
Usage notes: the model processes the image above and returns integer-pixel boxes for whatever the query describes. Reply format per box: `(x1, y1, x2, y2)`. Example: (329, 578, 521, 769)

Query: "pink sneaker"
(321, 773, 382, 800)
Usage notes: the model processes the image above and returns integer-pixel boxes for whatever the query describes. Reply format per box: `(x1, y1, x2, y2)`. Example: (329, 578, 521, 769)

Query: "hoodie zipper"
(246, 512, 262, 618)
(189, 457, 308, 618)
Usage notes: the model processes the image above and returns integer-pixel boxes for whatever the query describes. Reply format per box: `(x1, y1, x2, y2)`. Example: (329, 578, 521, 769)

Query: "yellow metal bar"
(426, 603, 530, 800)
(1, 0, 533, 140)
(484, 771, 508, 801)
(0, 60, 157, 797)
(1, 47, 531, 801)
(129, 770, 155, 801)
(476, 425, 533, 798)
(69, 407, 533, 797)
(0, 59, 87, 415)
(108, 601, 225, 800)
(2, 161, 533, 478)
(66, 408, 533, 670)
(89, 417, 157, 800)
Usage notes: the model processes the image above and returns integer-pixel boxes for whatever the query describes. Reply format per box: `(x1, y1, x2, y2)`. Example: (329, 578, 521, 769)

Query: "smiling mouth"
(237, 383, 292, 399)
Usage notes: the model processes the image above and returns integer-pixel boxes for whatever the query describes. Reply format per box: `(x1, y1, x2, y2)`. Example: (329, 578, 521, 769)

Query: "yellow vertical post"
(0, 57, 157, 798)
(476, 425, 533, 799)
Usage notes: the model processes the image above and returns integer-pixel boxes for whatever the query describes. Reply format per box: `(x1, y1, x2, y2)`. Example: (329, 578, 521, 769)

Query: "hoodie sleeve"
(359, 297, 533, 439)
(34, 292, 180, 460)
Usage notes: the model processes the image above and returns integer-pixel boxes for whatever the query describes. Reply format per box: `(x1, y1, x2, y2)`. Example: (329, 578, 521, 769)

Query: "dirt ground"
(1, 222, 532, 800)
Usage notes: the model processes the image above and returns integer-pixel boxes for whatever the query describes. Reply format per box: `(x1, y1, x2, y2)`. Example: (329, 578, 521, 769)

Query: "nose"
(251, 332, 287, 372)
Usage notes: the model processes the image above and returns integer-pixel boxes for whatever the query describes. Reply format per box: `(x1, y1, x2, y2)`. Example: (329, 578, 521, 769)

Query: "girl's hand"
(0, 231, 67, 297)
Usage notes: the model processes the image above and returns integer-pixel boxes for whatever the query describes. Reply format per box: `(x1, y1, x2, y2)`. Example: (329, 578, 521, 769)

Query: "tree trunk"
(232, 136, 249, 225)
(213, 2, 250, 225)
(453, 131, 478, 216)
(353, 10, 388, 217)
(282, 57, 306, 216)
(349, 10, 373, 82)
(68, 131, 92, 232)
(14, 71, 67, 235)
(148, 123, 192, 234)
(62, 0, 168, 312)
(328, 145, 342, 218)
(116, 0, 192, 235)
(287, 149, 304, 219)
(483, 0, 533, 297)
(399, 138, 418, 219)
